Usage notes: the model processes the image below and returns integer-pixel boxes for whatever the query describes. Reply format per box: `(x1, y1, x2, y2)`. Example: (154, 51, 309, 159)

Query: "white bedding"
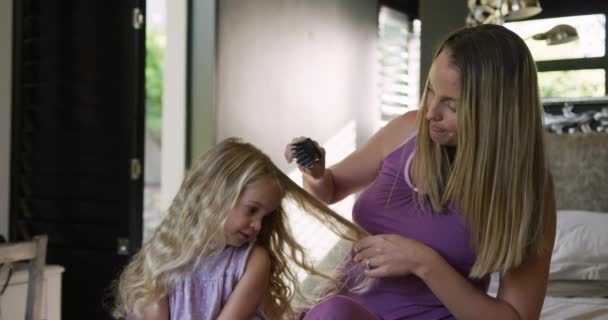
(541, 296, 608, 319)
(488, 274, 608, 319)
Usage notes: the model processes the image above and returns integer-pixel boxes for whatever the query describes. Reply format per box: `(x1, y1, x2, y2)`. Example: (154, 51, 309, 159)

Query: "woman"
(285, 24, 556, 319)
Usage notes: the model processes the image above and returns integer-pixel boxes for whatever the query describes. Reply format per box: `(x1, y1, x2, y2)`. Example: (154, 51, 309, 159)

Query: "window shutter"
(378, 7, 421, 126)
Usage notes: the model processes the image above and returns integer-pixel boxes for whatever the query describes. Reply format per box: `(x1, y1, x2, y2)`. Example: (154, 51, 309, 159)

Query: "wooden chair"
(0, 235, 48, 320)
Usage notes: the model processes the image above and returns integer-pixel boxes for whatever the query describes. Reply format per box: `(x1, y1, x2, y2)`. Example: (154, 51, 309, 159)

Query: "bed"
(489, 131, 608, 319)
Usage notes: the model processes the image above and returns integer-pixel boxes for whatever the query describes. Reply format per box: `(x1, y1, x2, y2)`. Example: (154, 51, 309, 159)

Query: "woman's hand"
(284, 137, 326, 179)
(353, 234, 438, 278)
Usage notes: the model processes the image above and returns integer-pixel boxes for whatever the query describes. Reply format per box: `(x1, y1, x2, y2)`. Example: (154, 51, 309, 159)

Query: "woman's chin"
(430, 132, 456, 146)
(430, 135, 448, 145)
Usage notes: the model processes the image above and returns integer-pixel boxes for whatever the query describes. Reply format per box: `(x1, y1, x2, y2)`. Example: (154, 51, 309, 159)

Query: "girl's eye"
(247, 206, 258, 215)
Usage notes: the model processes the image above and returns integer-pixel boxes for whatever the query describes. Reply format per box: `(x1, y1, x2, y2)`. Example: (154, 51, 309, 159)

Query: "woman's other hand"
(353, 234, 439, 278)
(284, 137, 326, 179)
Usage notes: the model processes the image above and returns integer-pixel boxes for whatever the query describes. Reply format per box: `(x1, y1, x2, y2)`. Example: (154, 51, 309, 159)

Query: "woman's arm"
(355, 179, 556, 320)
(288, 111, 418, 204)
(142, 297, 169, 320)
(217, 245, 271, 320)
(418, 180, 557, 320)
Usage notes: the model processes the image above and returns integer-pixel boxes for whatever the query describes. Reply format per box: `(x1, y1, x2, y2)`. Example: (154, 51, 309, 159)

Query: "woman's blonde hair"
(411, 24, 550, 277)
(113, 138, 366, 319)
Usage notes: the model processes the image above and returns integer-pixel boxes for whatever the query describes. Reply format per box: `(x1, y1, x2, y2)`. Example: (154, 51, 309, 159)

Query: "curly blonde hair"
(112, 138, 367, 319)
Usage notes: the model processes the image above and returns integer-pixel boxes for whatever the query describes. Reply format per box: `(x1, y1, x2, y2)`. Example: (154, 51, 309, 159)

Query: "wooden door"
(10, 0, 146, 319)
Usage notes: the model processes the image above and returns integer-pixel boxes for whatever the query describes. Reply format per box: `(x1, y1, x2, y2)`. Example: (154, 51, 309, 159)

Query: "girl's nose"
(250, 219, 262, 233)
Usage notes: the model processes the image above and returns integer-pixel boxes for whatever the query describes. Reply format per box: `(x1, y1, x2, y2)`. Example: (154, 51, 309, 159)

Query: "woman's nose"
(426, 101, 440, 121)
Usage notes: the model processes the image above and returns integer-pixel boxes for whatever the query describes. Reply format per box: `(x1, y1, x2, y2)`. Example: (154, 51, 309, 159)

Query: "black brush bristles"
(290, 138, 321, 168)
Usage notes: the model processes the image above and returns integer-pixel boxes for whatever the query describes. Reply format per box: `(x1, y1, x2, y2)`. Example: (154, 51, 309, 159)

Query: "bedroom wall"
(214, 0, 380, 173)
(419, 0, 467, 89)
(160, 0, 189, 209)
(0, 0, 12, 238)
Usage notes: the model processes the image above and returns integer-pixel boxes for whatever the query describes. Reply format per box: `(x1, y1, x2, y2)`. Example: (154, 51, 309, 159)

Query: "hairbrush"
(290, 138, 322, 168)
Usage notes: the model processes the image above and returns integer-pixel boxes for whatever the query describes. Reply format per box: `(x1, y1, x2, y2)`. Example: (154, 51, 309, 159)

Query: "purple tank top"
(344, 135, 489, 319)
(169, 242, 268, 320)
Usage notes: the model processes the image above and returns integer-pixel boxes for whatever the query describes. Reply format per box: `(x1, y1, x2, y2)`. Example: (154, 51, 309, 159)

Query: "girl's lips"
(238, 231, 250, 241)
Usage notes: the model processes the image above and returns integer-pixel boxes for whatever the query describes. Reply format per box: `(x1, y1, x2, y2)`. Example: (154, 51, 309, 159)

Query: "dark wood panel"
(19, 174, 129, 201)
(22, 221, 127, 250)
(11, 0, 145, 319)
(46, 248, 128, 320)
(19, 198, 124, 224)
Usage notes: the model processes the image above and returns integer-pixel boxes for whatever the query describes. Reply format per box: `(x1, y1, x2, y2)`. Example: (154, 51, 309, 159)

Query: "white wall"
(0, 0, 13, 238)
(160, 0, 188, 209)
(215, 0, 380, 172)
(188, 0, 217, 165)
(212, 0, 378, 273)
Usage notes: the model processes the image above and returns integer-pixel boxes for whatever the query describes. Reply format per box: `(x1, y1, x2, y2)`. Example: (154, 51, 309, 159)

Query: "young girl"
(112, 138, 366, 320)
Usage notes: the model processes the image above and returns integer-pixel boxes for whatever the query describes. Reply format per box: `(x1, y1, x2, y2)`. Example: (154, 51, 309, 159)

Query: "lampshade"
(466, 0, 542, 26)
(532, 24, 579, 45)
(503, 0, 542, 21)
(467, 0, 502, 12)
(466, 0, 501, 26)
(473, 5, 497, 24)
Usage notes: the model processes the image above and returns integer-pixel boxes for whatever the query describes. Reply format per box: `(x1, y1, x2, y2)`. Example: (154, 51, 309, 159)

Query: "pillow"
(545, 280, 608, 298)
(550, 210, 608, 281)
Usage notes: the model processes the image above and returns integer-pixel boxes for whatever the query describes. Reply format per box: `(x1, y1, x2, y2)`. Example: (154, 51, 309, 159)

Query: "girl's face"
(426, 50, 460, 146)
(224, 177, 282, 247)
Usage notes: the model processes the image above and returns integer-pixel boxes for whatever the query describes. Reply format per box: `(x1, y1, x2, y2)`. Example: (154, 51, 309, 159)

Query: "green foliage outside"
(539, 69, 605, 99)
(146, 28, 165, 145)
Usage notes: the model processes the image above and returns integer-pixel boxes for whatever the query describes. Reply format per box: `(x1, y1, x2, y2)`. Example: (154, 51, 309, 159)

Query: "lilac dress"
(305, 135, 490, 320)
(169, 242, 268, 320)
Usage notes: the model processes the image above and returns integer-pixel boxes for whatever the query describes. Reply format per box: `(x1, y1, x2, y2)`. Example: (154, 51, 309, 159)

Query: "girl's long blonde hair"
(411, 24, 550, 278)
(113, 138, 366, 319)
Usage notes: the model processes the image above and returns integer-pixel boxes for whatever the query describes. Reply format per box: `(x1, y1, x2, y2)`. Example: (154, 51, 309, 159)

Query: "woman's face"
(426, 50, 460, 146)
(223, 177, 282, 247)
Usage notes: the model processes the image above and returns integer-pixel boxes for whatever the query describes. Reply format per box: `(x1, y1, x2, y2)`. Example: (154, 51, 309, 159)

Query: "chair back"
(0, 235, 48, 320)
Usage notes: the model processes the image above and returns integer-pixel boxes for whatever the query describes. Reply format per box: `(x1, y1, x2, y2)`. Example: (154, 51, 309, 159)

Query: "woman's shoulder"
(378, 110, 418, 157)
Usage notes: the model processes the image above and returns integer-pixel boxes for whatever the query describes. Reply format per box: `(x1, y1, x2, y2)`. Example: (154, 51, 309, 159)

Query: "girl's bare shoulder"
(245, 245, 271, 274)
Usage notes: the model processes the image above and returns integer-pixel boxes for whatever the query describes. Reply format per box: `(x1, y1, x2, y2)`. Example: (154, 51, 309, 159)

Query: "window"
(378, 6, 421, 126)
(505, 14, 607, 99)
(506, 14, 605, 61)
(538, 69, 605, 98)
